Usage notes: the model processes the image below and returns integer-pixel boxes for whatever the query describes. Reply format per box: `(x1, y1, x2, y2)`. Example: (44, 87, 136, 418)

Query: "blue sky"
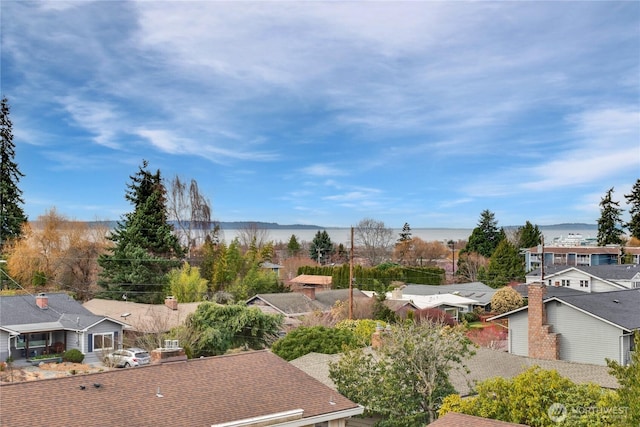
(2, 1, 639, 229)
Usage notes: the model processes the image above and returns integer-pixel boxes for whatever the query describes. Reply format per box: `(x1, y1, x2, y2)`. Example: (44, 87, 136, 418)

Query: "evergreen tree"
(463, 210, 505, 258)
(597, 187, 624, 246)
(480, 239, 525, 288)
(398, 222, 412, 242)
(516, 221, 543, 248)
(0, 97, 28, 249)
(287, 234, 301, 257)
(625, 179, 640, 240)
(309, 230, 333, 264)
(98, 161, 185, 303)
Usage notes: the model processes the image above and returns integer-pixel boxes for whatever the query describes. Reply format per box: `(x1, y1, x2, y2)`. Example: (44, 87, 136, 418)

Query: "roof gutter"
(211, 406, 364, 427)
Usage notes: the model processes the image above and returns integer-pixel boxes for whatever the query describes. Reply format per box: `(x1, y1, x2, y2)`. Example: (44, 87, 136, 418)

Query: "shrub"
(62, 349, 84, 363)
(271, 326, 361, 361)
(336, 319, 386, 346)
(463, 311, 479, 323)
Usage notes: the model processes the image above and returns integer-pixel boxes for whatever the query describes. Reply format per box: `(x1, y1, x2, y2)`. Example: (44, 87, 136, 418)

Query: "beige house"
(83, 296, 200, 334)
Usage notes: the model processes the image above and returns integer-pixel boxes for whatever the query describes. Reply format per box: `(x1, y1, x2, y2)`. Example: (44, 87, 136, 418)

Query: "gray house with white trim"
(525, 264, 640, 293)
(490, 287, 639, 366)
(0, 292, 127, 364)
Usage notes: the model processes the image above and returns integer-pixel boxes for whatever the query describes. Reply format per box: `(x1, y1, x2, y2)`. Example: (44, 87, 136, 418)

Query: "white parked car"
(104, 348, 151, 368)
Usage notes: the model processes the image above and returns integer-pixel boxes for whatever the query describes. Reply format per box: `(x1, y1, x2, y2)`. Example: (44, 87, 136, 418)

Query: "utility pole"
(349, 226, 354, 320)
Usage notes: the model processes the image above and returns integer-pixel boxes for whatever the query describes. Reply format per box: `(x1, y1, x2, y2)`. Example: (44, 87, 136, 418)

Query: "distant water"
(218, 227, 599, 246)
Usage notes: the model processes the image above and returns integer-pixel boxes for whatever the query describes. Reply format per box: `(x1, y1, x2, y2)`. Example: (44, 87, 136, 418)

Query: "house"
(260, 261, 284, 278)
(488, 285, 639, 366)
(246, 289, 370, 328)
(0, 292, 126, 364)
(523, 244, 640, 271)
(401, 282, 496, 310)
(0, 350, 364, 426)
(83, 296, 201, 333)
(379, 286, 480, 321)
(524, 264, 640, 293)
(288, 274, 333, 292)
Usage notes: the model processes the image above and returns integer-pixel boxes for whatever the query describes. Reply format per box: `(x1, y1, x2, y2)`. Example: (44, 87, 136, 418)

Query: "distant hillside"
(537, 223, 597, 230)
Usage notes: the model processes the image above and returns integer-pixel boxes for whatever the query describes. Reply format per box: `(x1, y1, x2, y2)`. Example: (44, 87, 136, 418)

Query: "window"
(579, 280, 589, 288)
(93, 332, 114, 351)
(633, 281, 640, 289)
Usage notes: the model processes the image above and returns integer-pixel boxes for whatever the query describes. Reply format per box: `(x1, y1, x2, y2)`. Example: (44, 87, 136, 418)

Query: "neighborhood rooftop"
(0, 350, 363, 426)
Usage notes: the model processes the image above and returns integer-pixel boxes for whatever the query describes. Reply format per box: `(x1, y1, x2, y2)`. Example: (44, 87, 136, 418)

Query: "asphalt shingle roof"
(0, 293, 106, 331)
(0, 350, 362, 426)
(554, 288, 640, 331)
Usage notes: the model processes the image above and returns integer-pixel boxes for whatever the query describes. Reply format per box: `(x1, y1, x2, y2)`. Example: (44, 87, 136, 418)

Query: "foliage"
(330, 321, 474, 425)
(455, 251, 489, 283)
(309, 230, 334, 264)
(227, 265, 285, 301)
(298, 264, 445, 289)
(462, 210, 505, 258)
(597, 187, 625, 246)
(170, 302, 283, 357)
(624, 179, 640, 240)
(336, 319, 387, 346)
(516, 221, 543, 249)
(490, 286, 524, 314)
(439, 366, 617, 427)
(287, 234, 301, 256)
(606, 331, 640, 426)
(167, 262, 208, 302)
(415, 308, 456, 326)
(466, 324, 507, 349)
(480, 239, 525, 288)
(62, 349, 85, 363)
(463, 311, 479, 323)
(398, 223, 412, 242)
(355, 218, 394, 266)
(98, 160, 185, 303)
(271, 326, 361, 361)
(0, 97, 28, 250)
(4, 209, 109, 299)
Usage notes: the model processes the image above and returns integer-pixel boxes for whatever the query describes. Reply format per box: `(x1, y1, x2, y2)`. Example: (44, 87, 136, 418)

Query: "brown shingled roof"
(0, 351, 362, 426)
(430, 412, 530, 426)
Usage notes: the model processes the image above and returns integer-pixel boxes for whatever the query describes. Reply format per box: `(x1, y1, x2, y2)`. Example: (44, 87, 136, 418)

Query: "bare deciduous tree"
(166, 176, 218, 256)
(236, 222, 270, 251)
(354, 218, 393, 266)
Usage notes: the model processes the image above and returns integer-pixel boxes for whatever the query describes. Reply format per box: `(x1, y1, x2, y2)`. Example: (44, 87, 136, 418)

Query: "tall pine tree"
(0, 97, 28, 250)
(516, 221, 543, 249)
(98, 161, 185, 303)
(625, 179, 640, 241)
(309, 230, 334, 265)
(596, 187, 624, 246)
(463, 209, 505, 258)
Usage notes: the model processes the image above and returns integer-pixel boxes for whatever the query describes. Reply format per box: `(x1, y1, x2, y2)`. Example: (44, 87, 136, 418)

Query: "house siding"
(0, 331, 10, 361)
(80, 321, 123, 364)
(546, 301, 622, 366)
(508, 312, 528, 356)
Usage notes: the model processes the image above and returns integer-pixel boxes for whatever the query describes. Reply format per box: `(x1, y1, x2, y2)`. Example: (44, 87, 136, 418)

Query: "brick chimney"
(35, 293, 48, 309)
(527, 283, 559, 360)
(371, 324, 385, 349)
(165, 296, 178, 310)
(298, 286, 316, 300)
(391, 287, 403, 300)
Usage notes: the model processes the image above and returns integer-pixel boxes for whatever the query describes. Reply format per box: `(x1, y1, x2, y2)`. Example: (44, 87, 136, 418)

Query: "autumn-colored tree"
(5, 209, 109, 299)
